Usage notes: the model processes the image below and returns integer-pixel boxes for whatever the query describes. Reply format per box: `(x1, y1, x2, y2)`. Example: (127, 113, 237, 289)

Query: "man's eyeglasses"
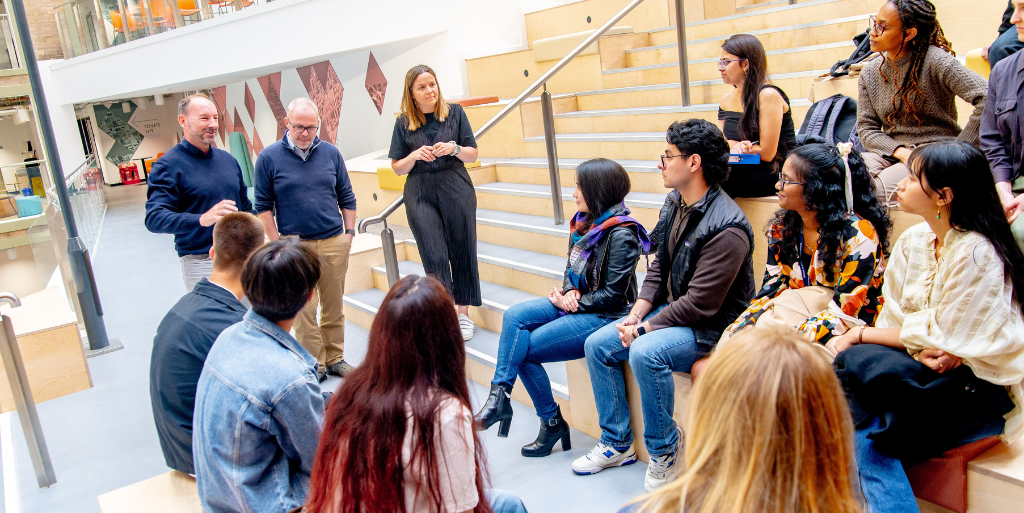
(778, 175, 805, 187)
(660, 153, 688, 167)
(290, 125, 319, 134)
(868, 15, 901, 36)
(717, 58, 746, 70)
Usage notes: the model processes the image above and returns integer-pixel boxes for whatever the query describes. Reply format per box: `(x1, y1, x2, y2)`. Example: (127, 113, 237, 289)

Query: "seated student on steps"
(475, 158, 650, 458)
(831, 142, 1024, 513)
(575, 119, 756, 492)
(721, 140, 890, 348)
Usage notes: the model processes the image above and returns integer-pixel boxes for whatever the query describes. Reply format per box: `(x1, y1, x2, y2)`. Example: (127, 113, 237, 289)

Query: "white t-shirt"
(402, 396, 480, 513)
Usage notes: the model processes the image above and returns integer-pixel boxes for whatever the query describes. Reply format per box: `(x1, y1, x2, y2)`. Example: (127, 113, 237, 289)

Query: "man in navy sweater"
(255, 98, 357, 380)
(145, 94, 253, 292)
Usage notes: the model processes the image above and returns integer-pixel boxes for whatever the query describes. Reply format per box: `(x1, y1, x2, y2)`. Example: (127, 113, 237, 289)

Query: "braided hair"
(880, 0, 954, 127)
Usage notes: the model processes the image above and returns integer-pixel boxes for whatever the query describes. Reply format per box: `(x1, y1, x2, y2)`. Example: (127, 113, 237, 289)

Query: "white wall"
(0, 114, 42, 189)
(45, 0, 573, 105)
(87, 95, 184, 183)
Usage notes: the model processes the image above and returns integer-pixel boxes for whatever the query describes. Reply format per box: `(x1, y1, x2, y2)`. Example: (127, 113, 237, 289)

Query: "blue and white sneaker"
(572, 443, 638, 475)
(643, 451, 678, 492)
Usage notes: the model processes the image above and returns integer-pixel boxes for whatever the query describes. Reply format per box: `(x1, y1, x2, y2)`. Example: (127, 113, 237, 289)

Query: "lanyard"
(797, 231, 812, 286)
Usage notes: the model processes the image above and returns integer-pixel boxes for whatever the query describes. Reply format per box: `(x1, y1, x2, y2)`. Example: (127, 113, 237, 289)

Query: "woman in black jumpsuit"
(389, 64, 481, 340)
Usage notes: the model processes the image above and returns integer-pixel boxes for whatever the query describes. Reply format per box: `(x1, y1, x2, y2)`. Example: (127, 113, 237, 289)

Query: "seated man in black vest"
(574, 119, 755, 492)
(149, 212, 265, 474)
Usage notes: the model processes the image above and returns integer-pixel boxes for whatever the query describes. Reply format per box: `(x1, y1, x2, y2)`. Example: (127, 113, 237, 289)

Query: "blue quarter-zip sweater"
(253, 134, 357, 240)
(145, 139, 253, 256)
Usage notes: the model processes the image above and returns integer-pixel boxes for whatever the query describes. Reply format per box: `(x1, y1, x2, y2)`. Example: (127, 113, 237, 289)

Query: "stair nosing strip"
(343, 296, 379, 315)
(364, 268, 518, 314)
(576, 69, 828, 96)
(651, 0, 844, 30)
(687, 14, 870, 44)
(554, 97, 811, 119)
(476, 185, 663, 208)
(493, 160, 661, 172)
(401, 240, 564, 279)
(477, 216, 569, 236)
(608, 39, 854, 73)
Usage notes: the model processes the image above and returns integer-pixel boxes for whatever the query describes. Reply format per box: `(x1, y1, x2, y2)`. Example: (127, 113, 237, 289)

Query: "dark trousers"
(404, 167, 482, 306)
(722, 162, 779, 198)
(990, 28, 1024, 68)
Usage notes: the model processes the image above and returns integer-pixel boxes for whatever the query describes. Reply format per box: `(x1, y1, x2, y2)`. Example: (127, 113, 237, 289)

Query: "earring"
(936, 209, 941, 220)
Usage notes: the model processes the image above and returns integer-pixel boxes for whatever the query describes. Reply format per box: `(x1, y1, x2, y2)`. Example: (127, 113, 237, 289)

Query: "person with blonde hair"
(388, 65, 481, 340)
(630, 327, 862, 513)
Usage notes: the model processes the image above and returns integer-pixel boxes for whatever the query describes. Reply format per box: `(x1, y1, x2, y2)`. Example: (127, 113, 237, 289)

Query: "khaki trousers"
(294, 233, 351, 371)
(180, 254, 213, 292)
(862, 151, 909, 208)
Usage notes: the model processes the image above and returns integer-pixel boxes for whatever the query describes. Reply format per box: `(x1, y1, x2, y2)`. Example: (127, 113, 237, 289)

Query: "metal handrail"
(358, 0, 649, 236)
(63, 155, 96, 188)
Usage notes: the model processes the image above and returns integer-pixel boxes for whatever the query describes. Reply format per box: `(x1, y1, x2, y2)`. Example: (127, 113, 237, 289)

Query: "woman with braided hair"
(856, 0, 987, 206)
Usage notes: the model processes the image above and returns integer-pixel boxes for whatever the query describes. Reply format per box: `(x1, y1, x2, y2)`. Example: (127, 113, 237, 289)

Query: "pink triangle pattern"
(296, 61, 343, 145)
(257, 73, 288, 140)
(212, 86, 228, 143)
(364, 52, 387, 116)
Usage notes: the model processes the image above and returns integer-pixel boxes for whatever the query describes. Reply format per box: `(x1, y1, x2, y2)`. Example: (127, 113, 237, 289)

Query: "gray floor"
(2, 189, 648, 512)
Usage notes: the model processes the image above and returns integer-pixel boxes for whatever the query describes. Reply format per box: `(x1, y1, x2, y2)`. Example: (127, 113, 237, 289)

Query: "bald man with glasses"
(254, 98, 357, 381)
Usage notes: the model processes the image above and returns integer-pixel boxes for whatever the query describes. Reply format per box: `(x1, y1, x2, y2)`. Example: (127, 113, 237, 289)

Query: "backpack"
(830, 29, 874, 77)
(798, 94, 861, 148)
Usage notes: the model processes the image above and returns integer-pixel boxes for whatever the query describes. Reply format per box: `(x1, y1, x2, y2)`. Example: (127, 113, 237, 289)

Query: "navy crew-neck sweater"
(145, 139, 253, 256)
(253, 135, 357, 240)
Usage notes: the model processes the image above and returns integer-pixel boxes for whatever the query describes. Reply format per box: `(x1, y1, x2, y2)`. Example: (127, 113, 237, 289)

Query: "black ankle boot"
(521, 407, 571, 457)
(474, 384, 513, 437)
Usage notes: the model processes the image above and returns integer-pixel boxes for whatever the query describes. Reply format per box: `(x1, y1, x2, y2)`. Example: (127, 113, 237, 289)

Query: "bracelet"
(857, 326, 865, 344)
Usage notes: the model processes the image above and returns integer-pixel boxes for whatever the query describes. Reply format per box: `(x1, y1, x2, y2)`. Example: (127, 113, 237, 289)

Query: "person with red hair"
(302, 275, 527, 513)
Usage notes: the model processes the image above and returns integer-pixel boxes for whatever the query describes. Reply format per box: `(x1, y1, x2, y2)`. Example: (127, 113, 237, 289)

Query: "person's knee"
(628, 337, 660, 372)
(584, 328, 617, 363)
(487, 489, 527, 513)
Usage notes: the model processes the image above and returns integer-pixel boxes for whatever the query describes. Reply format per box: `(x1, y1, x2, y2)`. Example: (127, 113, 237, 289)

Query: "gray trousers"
(180, 254, 213, 293)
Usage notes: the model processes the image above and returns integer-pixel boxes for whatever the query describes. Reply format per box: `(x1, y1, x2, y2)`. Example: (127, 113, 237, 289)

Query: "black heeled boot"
(521, 406, 571, 457)
(474, 384, 513, 437)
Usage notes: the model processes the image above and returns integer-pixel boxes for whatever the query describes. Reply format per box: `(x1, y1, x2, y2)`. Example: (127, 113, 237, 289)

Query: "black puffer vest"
(653, 186, 756, 345)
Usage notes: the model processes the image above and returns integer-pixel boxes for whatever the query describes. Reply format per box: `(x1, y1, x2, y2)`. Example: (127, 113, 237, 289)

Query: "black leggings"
(404, 167, 482, 306)
(721, 162, 779, 198)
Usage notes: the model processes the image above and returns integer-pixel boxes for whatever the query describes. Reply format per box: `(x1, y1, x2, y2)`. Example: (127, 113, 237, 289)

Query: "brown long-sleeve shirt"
(639, 226, 750, 331)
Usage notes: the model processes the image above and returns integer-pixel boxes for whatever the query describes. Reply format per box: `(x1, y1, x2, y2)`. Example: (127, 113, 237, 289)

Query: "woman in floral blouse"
(724, 140, 891, 344)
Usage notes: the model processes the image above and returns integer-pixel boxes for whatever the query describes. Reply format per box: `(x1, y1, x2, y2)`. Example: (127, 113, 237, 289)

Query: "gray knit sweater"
(856, 47, 988, 157)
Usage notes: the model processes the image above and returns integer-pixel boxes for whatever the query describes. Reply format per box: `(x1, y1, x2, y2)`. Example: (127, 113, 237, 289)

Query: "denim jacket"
(193, 310, 324, 513)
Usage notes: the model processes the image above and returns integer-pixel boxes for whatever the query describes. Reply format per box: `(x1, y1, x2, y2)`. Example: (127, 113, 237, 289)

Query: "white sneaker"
(572, 443, 638, 475)
(644, 451, 678, 492)
(458, 313, 474, 341)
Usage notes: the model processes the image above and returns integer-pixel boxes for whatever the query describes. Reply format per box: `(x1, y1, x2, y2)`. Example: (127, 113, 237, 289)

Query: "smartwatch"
(450, 141, 461, 156)
(635, 324, 647, 338)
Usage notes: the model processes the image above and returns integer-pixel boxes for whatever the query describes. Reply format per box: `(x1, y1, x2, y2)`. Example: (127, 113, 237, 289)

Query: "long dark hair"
(574, 158, 631, 236)
(722, 34, 769, 142)
(909, 142, 1024, 307)
(772, 140, 892, 282)
(305, 276, 492, 513)
(881, 0, 954, 127)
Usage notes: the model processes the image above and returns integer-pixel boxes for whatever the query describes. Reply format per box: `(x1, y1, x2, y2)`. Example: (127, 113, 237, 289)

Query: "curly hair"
(880, 0, 954, 127)
(770, 140, 892, 282)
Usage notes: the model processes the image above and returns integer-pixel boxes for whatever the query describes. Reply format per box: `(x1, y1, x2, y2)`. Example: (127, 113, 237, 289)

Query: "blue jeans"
(584, 304, 710, 457)
(493, 298, 611, 420)
(488, 488, 528, 513)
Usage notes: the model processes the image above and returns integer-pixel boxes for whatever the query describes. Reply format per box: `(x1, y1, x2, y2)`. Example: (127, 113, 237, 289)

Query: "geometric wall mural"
(252, 129, 264, 156)
(234, 108, 254, 161)
(257, 72, 288, 141)
(212, 86, 228, 144)
(244, 83, 256, 122)
(365, 52, 387, 116)
(94, 101, 143, 166)
(296, 60, 343, 145)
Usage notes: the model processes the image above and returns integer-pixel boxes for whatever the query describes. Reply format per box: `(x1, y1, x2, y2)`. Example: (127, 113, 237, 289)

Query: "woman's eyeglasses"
(778, 175, 805, 187)
(868, 15, 901, 36)
(717, 58, 746, 70)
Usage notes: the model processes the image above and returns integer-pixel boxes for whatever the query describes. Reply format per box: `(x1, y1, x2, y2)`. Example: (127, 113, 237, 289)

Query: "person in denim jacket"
(193, 238, 325, 513)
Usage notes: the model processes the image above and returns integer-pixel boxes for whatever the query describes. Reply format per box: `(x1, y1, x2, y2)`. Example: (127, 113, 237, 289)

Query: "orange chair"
(146, 0, 173, 28)
(177, 0, 201, 22)
(110, 10, 141, 34)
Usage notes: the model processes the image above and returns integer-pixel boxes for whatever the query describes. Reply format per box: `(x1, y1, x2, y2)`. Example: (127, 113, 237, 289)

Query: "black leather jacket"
(561, 225, 643, 318)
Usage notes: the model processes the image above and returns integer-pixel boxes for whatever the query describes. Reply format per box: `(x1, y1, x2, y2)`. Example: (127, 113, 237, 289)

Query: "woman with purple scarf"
(475, 158, 651, 457)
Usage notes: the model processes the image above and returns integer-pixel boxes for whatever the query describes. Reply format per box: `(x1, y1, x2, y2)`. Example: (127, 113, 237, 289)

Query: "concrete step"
(476, 208, 572, 257)
(492, 158, 669, 194)
(603, 42, 851, 87)
(344, 263, 570, 402)
(625, 39, 854, 69)
(401, 239, 565, 297)
(551, 98, 812, 134)
(476, 181, 665, 226)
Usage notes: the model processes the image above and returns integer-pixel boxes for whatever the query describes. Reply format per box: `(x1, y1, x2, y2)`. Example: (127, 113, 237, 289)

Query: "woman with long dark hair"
(303, 276, 527, 513)
(475, 159, 650, 457)
(831, 141, 1024, 513)
(389, 65, 481, 341)
(857, 0, 987, 206)
(722, 139, 890, 346)
(717, 34, 798, 198)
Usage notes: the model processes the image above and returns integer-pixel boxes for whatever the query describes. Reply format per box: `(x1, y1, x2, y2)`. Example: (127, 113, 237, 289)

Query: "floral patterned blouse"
(724, 214, 886, 343)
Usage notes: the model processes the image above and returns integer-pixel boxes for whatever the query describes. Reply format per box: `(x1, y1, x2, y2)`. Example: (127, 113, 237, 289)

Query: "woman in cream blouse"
(830, 141, 1024, 513)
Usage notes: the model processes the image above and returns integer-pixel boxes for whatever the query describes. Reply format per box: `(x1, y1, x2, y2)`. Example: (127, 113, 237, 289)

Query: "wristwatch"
(345, 229, 355, 235)
(450, 141, 461, 156)
(635, 324, 647, 338)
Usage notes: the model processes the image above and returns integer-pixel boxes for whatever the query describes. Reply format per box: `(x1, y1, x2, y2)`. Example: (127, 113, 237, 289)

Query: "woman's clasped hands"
(549, 287, 580, 313)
